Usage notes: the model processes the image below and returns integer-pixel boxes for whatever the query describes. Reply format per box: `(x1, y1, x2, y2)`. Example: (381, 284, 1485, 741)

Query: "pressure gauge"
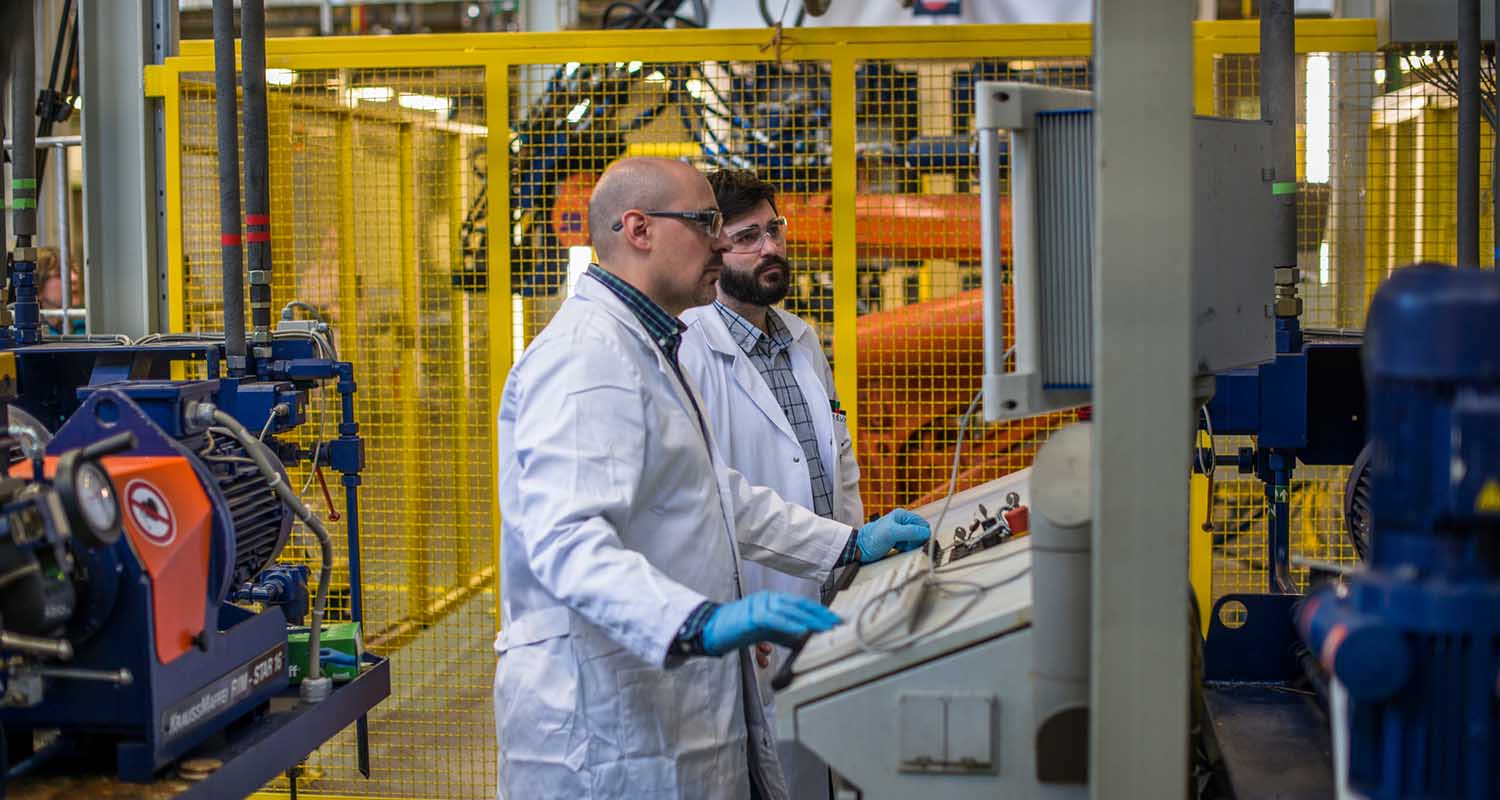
(54, 452, 124, 550)
(73, 462, 120, 533)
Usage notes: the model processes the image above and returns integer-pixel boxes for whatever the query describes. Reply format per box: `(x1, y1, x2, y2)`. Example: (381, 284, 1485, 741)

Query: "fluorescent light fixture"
(1305, 53, 1330, 184)
(399, 93, 451, 115)
(346, 86, 393, 105)
(627, 61, 644, 73)
(564, 62, 581, 78)
(645, 70, 666, 83)
(567, 246, 594, 298)
(1007, 60, 1037, 71)
(566, 98, 592, 124)
(266, 68, 297, 87)
(685, 79, 705, 100)
(1374, 68, 1386, 85)
(1319, 240, 1331, 286)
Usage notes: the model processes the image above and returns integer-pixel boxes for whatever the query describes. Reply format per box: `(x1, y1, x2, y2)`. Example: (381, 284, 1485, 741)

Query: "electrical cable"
(197, 404, 335, 701)
(258, 403, 286, 441)
(847, 347, 1021, 655)
(299, 389, 328, 500)
(1197, 404, 1215, 478)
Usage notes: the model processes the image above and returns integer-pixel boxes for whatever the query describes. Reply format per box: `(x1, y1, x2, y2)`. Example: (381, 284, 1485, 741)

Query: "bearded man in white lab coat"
(677, 169, 860, 800)
(494, 157, 930, 800)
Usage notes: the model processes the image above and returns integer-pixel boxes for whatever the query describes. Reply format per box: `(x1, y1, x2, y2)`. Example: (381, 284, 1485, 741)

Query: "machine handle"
(78, 431, 137, 460)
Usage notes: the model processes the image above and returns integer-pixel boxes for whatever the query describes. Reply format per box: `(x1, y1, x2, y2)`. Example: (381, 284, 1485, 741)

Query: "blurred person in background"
(35, 247, 85, 335)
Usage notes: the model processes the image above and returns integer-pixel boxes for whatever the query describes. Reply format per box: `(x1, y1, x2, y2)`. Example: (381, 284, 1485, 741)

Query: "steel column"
(78, 0, 175, 336)
(1091, 0, 1194, 795)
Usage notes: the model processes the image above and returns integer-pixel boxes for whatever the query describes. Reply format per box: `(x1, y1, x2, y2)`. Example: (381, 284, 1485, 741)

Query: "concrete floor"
(283, 588, 498, 799)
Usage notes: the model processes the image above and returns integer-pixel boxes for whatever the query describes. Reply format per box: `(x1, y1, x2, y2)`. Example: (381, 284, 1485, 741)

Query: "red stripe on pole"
(221, 234, 242, 246)
(246, 231, 270, 243)
(246, 214, 270, 225)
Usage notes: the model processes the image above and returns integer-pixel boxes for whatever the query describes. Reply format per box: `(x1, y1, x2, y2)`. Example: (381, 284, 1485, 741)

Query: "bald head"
(588, 158, 706, 261)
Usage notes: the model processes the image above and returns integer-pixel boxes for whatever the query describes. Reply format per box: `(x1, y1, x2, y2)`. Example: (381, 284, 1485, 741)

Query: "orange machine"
(854, 288, 1076, 516)
(549, 172, 1008, 261)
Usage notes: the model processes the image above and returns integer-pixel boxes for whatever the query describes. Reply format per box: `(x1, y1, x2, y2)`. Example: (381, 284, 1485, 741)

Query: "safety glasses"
(612, 208, 724, 240)
(724, 217, 788, 253)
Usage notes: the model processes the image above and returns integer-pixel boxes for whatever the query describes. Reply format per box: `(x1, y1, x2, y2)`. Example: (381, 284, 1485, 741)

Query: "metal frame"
(145, 17, 1378, 464)
(133, 22, 1385, 795)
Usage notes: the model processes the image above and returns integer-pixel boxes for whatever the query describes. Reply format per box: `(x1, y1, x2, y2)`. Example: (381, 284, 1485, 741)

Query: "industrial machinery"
(0, 0, 388, 794)
(1297, 264, 1500, 800)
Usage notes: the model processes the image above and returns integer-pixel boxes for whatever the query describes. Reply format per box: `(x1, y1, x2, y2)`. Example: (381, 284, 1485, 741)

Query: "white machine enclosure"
(775, 470, 1086, 799)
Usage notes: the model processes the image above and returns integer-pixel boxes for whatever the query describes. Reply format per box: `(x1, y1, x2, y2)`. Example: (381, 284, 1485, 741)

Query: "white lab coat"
(494, 274, 853, 800)
(679, 305, 864, 800)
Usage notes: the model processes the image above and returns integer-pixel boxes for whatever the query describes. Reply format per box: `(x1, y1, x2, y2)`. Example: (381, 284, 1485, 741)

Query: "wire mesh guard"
(507, 55, 1089, 516)
(1206, 47, 1494, 600)
(162, 30, 1494, 799)
(178, 66, 495, 798)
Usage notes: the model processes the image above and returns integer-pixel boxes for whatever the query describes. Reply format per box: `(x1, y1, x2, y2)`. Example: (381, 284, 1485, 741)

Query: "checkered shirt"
(713, 301, 835, 520)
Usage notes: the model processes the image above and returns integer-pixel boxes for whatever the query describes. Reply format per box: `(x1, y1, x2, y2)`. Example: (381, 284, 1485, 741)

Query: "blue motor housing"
(1298, 263, 1500, 799)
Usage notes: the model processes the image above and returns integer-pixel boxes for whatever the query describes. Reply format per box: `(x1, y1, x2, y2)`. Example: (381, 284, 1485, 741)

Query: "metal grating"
(176, 66, 495, 798)
(1035, 109, 1094, 391)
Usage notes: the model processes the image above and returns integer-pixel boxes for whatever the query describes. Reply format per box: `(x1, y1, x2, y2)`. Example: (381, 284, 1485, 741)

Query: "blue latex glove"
(856, 508, 931, 563)
(701, 592, 842, 656)
(318, 647, 358, 668)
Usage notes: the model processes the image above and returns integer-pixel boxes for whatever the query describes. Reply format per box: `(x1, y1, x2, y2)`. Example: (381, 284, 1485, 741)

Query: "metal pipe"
(213, 0, 248, 374)
(11, 0, 41, 346)
(54, 140, 71, 335)
(1260, 0, 1296, 272)
(978, 125, 1005, 396)
(240, 0, 274, 360)
(1, 108, 7, 267)
(28, 665, 132, 685)
(1030, 423, 1093, 784)
(2, 134, 81, 148)
(1458, 0, 1481, 266)
(0, 631, 72, 660)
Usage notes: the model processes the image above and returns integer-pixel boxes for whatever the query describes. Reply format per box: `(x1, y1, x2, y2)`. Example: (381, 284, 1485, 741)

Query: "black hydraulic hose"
(34, 0, 74, 185)
(240, 0, 273, 356)
(1260, 0, 1297, 273)
(213, 0, 248, 373)
(1459, 0, 1481, 267)
(10, 0, 40, 346)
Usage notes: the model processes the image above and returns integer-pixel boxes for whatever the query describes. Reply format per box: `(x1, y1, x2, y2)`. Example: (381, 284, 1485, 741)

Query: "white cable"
(258, 403, 287, 441)
(847, 347, 1020, 656)
(1203, 404, 1216, 478)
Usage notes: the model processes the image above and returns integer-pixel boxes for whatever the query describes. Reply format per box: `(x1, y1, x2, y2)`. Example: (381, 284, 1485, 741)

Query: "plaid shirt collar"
(587, 264, 687, 360)
(713, 301, 793, 357)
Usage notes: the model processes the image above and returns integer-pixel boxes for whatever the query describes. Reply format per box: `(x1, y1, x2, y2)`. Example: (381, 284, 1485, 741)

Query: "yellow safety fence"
(140, 18, 1475, 798)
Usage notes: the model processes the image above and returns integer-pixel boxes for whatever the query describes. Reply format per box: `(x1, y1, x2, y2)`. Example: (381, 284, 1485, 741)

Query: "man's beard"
(718, 256, 791, 306)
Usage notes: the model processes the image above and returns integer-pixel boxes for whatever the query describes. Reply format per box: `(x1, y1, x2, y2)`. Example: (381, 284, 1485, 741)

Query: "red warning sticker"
(126, 479, 176, 546)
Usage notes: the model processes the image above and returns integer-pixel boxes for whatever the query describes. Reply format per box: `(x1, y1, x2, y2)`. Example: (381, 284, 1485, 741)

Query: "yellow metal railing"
(141, 18, 1470, 797)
